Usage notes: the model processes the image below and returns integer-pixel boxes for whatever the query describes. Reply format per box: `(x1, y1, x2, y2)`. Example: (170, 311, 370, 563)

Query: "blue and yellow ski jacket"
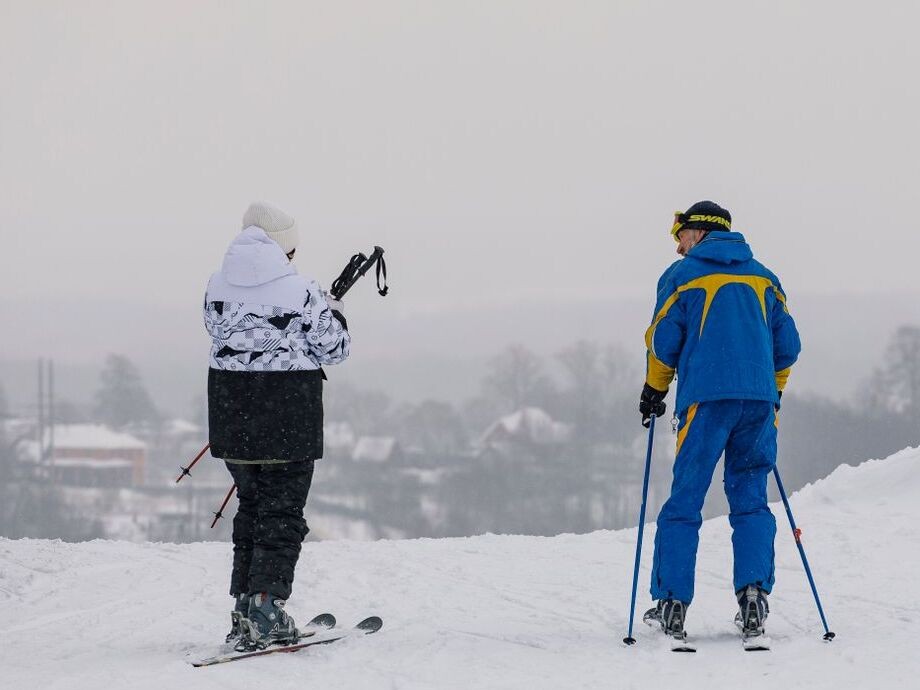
(645, 231, 801, 416)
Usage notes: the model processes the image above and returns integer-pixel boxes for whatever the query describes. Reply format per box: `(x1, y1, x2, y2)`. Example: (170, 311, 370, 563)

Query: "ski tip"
(308, 613, 337, 629)
(742, 635, 772, 651)
(356, 616, 383, 634)
(671, 643, 697, 653)
(623, 636, 637, 646)
(668, 633, 696, 652)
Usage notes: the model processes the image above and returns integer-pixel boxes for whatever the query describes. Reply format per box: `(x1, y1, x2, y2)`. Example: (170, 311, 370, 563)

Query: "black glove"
(639, 383, 667, 428)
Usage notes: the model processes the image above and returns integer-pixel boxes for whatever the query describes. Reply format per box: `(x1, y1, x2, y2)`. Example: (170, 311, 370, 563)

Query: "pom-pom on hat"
(242, 202, 299, 254)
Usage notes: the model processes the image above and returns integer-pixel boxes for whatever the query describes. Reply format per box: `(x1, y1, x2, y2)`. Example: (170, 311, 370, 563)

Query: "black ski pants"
(226, 460, 315, 600)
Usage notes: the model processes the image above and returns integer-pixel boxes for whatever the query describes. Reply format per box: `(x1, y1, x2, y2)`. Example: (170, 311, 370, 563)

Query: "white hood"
(221, 226, 296, 287)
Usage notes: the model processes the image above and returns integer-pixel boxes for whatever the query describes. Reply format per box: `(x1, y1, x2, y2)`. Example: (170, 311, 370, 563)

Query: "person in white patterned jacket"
(204, 201, 350, 650)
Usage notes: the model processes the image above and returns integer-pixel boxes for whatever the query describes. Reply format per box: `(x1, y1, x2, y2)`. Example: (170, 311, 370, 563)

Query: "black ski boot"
(735, 585, 769, 635)
(225, 593, 250, 644)
(642, 600, 665, 628)
(735, 584, 771, 650)
(236, 592, 300, 651)
(643, 598, 690, 641)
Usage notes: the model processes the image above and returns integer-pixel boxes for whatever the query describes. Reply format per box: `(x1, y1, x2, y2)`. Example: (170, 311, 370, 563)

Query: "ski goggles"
(671, 212, 687, 242)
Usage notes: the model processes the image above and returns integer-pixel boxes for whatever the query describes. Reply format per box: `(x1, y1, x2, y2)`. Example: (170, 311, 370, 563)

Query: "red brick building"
(46, 424, 147, 486)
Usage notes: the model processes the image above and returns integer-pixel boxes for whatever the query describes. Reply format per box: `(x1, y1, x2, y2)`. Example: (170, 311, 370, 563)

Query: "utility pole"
(48, 359, 55, 483)
(37, 359, 45, 462)
(37, 358, 56, 482)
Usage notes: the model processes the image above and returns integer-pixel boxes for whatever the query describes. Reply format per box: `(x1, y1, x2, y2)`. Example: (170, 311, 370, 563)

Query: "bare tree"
(324, 380, 394, 435)
(398, 399, 467, 457)
(94, 354, 160, 430)
(869, 325, 920, 421)
(556, 341, 638, 443)
(483, 344, 555, 412)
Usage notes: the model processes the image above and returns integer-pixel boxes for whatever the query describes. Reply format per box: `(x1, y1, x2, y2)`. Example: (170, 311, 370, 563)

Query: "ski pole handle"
(330, 246, 387, 300)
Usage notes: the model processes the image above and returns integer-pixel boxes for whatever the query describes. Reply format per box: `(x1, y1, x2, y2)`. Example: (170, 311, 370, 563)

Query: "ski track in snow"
(1, 449, 919, 689)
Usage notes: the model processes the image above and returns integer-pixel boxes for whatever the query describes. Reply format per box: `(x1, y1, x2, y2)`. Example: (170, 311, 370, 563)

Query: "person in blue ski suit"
(638, 200, 801, 640)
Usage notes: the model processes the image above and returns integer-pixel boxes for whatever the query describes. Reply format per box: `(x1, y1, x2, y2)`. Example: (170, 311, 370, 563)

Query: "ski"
(192, 616, 383, 667)
(741, 633, 772, 651)
(669, 634, 697, 653)
(299, 612, 338, 636)
(193, 612, 335, 666)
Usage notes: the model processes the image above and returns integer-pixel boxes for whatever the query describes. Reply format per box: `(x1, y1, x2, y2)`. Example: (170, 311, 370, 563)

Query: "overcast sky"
(2, 1, 919, 390)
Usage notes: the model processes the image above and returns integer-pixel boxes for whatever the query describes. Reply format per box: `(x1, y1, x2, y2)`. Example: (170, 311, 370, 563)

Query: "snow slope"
(1, 449, 918, 690)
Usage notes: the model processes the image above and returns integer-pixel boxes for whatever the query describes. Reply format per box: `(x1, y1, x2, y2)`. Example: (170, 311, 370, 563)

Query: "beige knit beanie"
(242, 202, 299, 254)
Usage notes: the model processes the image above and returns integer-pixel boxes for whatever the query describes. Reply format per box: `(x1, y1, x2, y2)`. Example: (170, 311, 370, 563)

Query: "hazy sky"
(2, 1, 919, 398)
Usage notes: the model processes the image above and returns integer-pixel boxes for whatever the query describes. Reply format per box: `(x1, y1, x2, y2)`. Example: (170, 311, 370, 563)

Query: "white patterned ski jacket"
(204, 227, 350, 372)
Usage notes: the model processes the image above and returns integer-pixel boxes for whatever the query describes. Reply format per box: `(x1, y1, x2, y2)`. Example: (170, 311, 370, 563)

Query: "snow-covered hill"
(2, 449, 918, 689)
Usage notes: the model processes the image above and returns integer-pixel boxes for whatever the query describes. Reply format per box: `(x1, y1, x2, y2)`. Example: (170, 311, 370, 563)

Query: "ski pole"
(176, 443, 210, 483)
(772, 466, 836, 641)
(330, 246, 388, 300)
(210, 484, 237, 529)
(624, 414, 656, 645)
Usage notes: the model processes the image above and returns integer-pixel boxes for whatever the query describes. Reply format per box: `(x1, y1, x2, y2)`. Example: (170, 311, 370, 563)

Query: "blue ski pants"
(650, 399, 778, 604)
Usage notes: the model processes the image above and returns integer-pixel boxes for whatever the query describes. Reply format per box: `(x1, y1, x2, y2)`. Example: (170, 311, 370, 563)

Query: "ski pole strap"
(330, 253, 366, 299)
(375, 250, 388, 296)
(329, 246, 388, 300)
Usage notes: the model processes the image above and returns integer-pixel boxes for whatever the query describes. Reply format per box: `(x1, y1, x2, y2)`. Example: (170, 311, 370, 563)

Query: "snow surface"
(2, 448, 918, 689)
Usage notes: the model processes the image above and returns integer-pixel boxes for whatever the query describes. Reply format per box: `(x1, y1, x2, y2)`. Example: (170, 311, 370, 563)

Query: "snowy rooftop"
(479, 406, 572, 446)
(162, 418, 201, 435)
(325, 421, 357, 449)
(51, 458, 135, 469)
(44, 424, 147, 450)
(352, 436, 398, 462)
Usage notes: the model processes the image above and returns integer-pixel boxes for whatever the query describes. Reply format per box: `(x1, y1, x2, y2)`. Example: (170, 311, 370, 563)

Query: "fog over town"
(2, 1, 919, 544)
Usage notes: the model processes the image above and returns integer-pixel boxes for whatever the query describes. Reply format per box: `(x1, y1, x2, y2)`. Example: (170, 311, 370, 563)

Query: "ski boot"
(225, 593, 250, 644)
(735, 584, 771, 650)
(643, 598, 692, 647)
(236, 591, 300, 651)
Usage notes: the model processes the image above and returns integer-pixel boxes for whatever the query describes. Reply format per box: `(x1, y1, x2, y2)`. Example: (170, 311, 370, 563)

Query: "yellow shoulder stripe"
(679, 274, 775, 335)
(772, 286, 790, 314)
(645, 291, 681, 350)
(647, 274, 778, 344)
